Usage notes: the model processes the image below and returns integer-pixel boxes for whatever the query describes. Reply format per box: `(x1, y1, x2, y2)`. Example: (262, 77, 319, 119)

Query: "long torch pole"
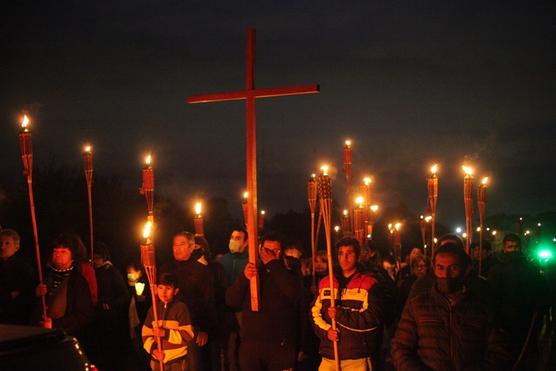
(353, 198, 364, 247)
(343, 140, 353, 233)
(463, 166, 474, 255)
(318, 166, 341, 371)
(419, 215, 427, 250)
(477, 177, 488, 276)
(360, 178, 371, 244)
(427, 165, 438, 257)
(83, 145, 94, 263)
(140, 222, 164, 371)
(308, 174, 318, 291)
(18, 116, 47, 323)
(140, 154, 155, 223)
(368, 205, 379, 240)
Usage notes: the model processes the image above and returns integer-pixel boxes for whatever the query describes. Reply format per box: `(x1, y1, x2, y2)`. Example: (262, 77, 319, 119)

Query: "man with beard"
(225, 232, 304, 371)
(391, 243, 511, 370)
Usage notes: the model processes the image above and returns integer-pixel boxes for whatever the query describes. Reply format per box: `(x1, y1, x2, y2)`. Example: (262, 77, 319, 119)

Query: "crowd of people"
(0, 225, 553, 371)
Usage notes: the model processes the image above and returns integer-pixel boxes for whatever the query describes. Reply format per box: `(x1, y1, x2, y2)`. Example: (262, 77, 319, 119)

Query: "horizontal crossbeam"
(187, 84, 320, 104)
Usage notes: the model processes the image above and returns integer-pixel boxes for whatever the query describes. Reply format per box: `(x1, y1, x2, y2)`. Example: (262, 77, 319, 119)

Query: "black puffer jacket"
(488, 251, 549, 346)
(391, 284, 511, 371)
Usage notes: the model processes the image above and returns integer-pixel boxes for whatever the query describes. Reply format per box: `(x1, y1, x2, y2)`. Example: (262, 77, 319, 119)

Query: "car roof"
(0, 324, 57, 343)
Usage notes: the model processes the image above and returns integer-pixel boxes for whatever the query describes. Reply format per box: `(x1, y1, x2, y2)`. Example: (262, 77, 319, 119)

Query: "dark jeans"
(150, 357, 188, 371)
(239, 340, 296, 371)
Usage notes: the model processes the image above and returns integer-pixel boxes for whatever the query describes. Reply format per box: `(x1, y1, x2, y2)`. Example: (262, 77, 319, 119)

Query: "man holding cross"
(225, 232, 305, 371)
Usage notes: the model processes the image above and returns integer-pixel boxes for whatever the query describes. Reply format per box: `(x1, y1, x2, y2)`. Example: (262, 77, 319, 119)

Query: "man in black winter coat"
(0, 229, 35, 324)
(161, 231, 216, 371)
(391, 243, 511, 371)
(225, 232, 304, 371)
(488, 233, 549, 369)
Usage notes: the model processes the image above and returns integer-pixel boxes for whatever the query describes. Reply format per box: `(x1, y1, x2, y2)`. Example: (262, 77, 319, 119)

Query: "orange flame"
(462, 165, 473, 176)
(142, 221, 153, 240)
(194, 201, 202, 215)
(21, 115, 30, 129)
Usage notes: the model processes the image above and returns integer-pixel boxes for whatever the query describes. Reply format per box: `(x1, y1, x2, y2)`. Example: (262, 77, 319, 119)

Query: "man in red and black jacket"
(311, 237, 385, 370)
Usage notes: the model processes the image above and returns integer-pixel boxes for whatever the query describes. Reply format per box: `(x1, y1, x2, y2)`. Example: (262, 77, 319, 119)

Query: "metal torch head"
(317, 173, 332, 201)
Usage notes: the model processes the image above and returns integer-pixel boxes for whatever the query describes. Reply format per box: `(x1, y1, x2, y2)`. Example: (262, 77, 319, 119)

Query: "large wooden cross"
(187, 28, 319, 311)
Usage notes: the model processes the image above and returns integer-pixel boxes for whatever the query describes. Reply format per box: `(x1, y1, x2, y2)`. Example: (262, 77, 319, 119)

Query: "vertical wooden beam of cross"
(187, 28, 319, 311)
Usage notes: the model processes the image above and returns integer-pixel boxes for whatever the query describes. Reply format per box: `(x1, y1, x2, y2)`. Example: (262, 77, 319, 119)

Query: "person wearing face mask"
(488, 233, 549, 369)
(226, 231, 305, 371)
(220, 228, 249, 286)
(282, 242, 317, 371)
(218, 228, 249, 371)
(126, 261, 151, 370)
(283, 243, 303, 274)
(392, 243, 511, 371)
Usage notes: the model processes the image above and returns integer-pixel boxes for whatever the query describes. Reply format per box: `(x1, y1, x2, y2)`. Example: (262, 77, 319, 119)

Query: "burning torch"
(477, 177, 488, 276)
(427, 164, 438, 255)
(307, 173, 318, 290)
(82, 144, 94, 263)
(354, 195, 365, 247)
(140, 154, 155, 223)
(140, 221, 164, 371)
(18, 114, 47, 323)
(462, 165, 474, 255)
(343, 140, 353, 233)
(193, 201, 204, 236)
(317, 164, 340, 371)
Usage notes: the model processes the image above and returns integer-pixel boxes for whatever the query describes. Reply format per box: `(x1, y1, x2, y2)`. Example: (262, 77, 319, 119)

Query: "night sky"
(2, 1, 555, 226)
